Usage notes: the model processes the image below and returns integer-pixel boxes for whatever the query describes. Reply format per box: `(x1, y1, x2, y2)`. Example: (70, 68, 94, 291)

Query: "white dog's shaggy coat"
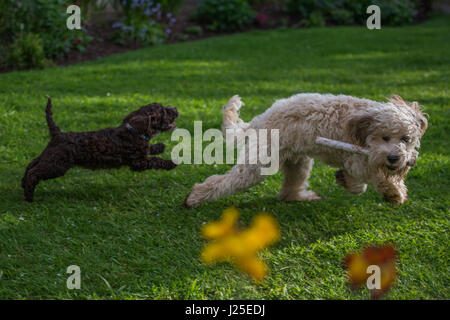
(184, 93, 427, 207)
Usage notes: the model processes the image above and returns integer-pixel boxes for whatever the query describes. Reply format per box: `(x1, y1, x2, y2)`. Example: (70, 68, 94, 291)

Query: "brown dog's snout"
(164, 107, 178, 131)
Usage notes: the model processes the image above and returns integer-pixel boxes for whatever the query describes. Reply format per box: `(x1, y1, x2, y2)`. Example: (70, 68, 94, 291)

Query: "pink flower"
(74, 38, 82, 44)
(256, 12, 268, 25)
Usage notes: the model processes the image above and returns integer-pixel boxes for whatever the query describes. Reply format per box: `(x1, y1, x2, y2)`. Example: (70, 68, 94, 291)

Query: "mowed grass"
(0, 15, 449, 299)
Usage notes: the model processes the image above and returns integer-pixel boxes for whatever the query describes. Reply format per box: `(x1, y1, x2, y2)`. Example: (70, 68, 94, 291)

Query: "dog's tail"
(45, 96, 62, 137)
(221, 95, 249, 136)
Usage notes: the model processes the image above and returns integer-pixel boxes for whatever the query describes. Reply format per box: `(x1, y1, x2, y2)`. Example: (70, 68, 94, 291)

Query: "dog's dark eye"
(401, 136, 410, 143)
(382, 136, 390, 142)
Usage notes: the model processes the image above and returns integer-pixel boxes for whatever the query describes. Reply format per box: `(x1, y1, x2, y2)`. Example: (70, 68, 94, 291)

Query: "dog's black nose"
(387, 155, 400, 164)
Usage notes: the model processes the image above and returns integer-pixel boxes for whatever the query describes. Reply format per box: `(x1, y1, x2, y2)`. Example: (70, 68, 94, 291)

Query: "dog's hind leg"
(21, 156, 42, 188)
(183, 164, 267, 208)
(278, 157, 321, 201)
(22, 153, 72, 202)
(130, 157, 176, 171)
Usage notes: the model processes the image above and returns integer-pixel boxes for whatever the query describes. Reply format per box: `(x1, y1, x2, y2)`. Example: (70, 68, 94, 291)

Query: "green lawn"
(0, 16, 449, 299)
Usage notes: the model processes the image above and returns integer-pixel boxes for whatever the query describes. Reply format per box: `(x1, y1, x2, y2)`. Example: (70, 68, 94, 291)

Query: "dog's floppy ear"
(408, 101, 428, 136)
(417, 113, 428, 136)
(128, 115, 149, 133)
(390, 95, 428, 136)
(345, 114, 374, 146)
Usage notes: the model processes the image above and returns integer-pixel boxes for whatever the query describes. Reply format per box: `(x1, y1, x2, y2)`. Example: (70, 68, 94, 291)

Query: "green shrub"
(0, 0, 92, 62)
(160, 0, 185, 12)
(111, 22, 166, 46)
(111, 0, 179, 46)
(305, 10, 326, 27)
(287, 0, 418, 27)
(287, 0, 325, 19)
(0, 1, 19, 45)
(6, 33, 50, 70)
(185, 26, 203, 36)
(341, 0, 370, 23)
(373, 0, 415, 26)
(194, 0, 255, 32)
(329, 8, 355, 25)
(244, 0, 284, 5)
(112, 0, 184, 13)
(0, 45, 6, 68)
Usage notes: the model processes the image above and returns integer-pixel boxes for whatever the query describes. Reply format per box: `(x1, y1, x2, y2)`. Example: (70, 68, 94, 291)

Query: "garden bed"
(0, 0, 433, 74)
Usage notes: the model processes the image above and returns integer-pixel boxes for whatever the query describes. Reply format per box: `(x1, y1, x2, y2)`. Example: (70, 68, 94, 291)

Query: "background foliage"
(194, 0, 255, 32)
(286, 0, 418, 26)
(0, 0, 435, 71)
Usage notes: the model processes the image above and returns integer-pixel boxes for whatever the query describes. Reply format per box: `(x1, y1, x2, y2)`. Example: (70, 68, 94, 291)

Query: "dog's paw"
(182, 185, 206, 208)
(383, 192, 407, 205)
(183, 190, 202, 208)
(278, 189, 322, 202)
(150, 143, 165, 155)
(299, 190, 322, 201)
(182, 192, 193, 208)
(24, 194, 34, 203)
(164, 160, 177, 170)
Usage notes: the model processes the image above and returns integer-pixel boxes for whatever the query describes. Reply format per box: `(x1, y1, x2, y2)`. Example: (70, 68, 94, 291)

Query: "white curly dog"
(184, 93, 427, 207)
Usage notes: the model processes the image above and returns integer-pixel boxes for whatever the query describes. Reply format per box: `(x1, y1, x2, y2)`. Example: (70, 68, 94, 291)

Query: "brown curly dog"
(22, 97, 178, 202)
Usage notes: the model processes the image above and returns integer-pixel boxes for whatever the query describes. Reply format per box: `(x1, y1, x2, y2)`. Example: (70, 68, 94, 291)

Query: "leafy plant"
(287, 0, 418, 27)
(0, 0, 93, 63)
(185, 26, 203, 36)
(6, 33, 50, 70)
(244, 0, 285, 6)
(111, 22, 166, 46)
(329, 8, 355, 25)
(287, 0, 324, 19)
(373, 0, 415, 26)
(111, 0, 177, 46)
(305, 10, 326, 27)
(194, 0, 255, 32)
(161, 0, 185, 13)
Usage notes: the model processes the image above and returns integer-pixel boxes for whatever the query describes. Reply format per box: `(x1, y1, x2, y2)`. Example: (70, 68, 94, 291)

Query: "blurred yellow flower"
(201, 206, 239, 240)
(236, 256, 268, 282)
(200, 207, 280, 281)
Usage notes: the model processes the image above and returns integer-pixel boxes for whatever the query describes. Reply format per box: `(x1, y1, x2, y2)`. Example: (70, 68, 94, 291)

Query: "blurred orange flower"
(344, 244, 397, 299)
(200, 207, 280, 281)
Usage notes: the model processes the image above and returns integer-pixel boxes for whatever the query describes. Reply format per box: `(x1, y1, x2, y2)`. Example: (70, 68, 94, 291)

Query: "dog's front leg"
(372, 176, 407, 205)
(149, 143, 165, 155)
(130, 157, 176, 171)
(335, 169, 367, 195)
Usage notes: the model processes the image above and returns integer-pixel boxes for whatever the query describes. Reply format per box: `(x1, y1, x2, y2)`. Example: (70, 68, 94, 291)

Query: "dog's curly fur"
(184, 93, 428, 207)
(22, 97, 178, 202)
